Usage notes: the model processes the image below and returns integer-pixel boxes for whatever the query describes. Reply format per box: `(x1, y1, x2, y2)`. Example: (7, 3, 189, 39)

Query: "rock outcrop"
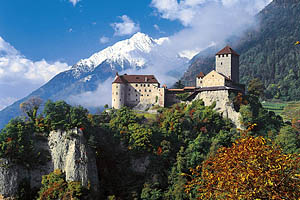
(0, 128, 99, 199)
(194, 90, 242, 129)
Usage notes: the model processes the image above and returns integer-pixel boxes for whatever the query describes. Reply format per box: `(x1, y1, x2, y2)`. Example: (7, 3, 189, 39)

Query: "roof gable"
(112, 74, 159, 84)
(216, 45, 239, 56)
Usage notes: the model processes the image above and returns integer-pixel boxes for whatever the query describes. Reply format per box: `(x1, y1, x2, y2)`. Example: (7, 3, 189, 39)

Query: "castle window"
(218, 55, 220, 58)
(145, 89, 147, 92)
(140, 84, 143, 86)
(212, 75, 214, 77)
(129, 89, 131, 91)
(147, 94, 149, 96)
(120, 99, 121, 101)
(144, 84, 146, 87)
(128, 93, 130, 96)
(114, 99, 115, 101)
(116, 86, 118, 88)
(141, 94, 143, 96)
(136, 84, 138, 87)
(222, 55, 224, 57)
(200, 81, 202, 84)
(149, 90, 151, 92)
(116, 92, 118, 95)
(148, 84, 150, 87)
(139, 89, 141, 92)
(221, 62, 222, 65)
(226, 54, 228, 57)
(136, 99, 138, 101)
(136, 94, 138, 96)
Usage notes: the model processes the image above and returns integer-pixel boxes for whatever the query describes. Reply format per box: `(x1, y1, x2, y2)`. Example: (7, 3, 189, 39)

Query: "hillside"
(181, 0, 300, 101)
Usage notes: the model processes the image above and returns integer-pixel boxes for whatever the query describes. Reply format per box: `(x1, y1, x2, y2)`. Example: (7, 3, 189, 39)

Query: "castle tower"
(215, 46, 239, 83)
(112, 73, 125, 109)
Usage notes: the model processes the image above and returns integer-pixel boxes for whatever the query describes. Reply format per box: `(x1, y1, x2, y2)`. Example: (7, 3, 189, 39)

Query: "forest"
(0, 79, 300, 200)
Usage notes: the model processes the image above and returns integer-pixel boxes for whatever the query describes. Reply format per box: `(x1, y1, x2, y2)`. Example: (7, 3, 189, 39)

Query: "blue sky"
(0, 0, 272, 110)
(0, 0, 182, 65)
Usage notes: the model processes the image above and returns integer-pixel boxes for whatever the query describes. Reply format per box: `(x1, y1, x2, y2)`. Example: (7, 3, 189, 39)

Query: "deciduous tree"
(185, 136, 300, 199)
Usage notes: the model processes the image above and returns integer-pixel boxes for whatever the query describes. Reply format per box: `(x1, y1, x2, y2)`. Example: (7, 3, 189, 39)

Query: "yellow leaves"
(295, 41, 300, 45)
(185, 136, 300, 199)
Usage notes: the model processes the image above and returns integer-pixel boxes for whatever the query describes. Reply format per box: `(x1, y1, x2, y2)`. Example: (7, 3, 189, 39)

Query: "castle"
(112, 45, 244, 110)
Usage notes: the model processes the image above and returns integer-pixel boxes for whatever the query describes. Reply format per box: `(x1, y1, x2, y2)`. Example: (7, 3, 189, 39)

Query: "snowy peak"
(72, 32, 168, 78)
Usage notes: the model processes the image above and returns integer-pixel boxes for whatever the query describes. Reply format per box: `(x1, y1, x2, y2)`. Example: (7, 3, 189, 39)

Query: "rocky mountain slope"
(181, 0, 300, 101)
(0, 33, 187, 129)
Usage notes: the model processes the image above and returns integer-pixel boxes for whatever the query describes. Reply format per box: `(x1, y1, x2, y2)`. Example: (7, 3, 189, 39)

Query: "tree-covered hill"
(181, 0, 300, 101)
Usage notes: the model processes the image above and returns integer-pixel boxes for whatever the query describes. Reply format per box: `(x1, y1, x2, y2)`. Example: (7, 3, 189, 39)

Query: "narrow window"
(114, 99, 115, 101)
(141, 94, 143, 96)
(148, 84, 150, 87)
(147, 94, 149, 96)
(129, 89, 131, 91)
(144, 84, 146, 87)
(149, 90, 151, 92)
(136, 94, 138, 97)
(139, 89, 141, 92)
(145, 89, 147, 92)
(116, 86, 118, 88)
(221, 62, 223, 65)
(116, 92, 118, 95)
(200, 81, 202, 83)
(136, 99, 138, 101)
(136, 84, 138, 87)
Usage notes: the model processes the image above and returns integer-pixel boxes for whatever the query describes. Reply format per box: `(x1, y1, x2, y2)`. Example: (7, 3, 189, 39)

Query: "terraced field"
(262, 101, 300, 121)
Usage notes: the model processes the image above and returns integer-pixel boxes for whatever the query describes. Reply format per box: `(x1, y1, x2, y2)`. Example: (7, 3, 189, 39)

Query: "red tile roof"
(216, 45, 239, 56)
(112, 74, 159, 84)
(196, 72, 205, 78)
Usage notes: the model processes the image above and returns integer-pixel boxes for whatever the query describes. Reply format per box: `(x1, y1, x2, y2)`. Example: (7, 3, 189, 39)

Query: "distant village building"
(112, 45, 244, 110)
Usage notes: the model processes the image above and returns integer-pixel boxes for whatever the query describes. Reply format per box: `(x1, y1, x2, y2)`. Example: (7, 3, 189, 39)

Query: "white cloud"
(151, 0, 272, 26)
(111, 15, 140, 36)
(68, 77, 113, 107)
(99, 36, 109, 44)
(0, 37, 69, 111)
(69, 0, 80, 6)
(148, 0, 272, 66)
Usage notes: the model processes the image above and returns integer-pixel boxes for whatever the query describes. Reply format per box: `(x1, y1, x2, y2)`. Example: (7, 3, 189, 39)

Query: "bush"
(38, 169, 89, 200)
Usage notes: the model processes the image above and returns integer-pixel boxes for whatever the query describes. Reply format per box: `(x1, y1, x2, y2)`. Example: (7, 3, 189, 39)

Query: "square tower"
(215, 46, 239, 83)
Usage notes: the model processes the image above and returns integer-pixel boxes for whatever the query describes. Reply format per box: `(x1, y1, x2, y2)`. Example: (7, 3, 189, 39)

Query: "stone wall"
(202, 71, 225, 87)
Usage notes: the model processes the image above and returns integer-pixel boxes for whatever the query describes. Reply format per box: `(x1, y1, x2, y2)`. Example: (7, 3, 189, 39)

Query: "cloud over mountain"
(150, 0, 272, 58)
(111, 15, 141, 36)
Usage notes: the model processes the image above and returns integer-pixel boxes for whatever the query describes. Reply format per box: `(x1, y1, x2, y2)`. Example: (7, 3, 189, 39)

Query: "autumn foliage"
(185, 136, 300, 199)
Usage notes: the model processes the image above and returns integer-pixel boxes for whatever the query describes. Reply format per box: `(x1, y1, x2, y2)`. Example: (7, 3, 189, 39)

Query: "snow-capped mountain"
(71, 32, 168, 78)
(0, 32, 189, 129)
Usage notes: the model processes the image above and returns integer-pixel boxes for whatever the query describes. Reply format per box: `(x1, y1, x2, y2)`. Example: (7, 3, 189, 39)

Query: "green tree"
(248, 78, 265, 97)
(20, 97, 43, 122)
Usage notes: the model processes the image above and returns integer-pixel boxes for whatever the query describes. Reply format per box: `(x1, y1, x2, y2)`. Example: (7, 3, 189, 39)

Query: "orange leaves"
(185, 136, 300, 199)
(295, 41, 300, 45)
(157, 146, 163, 155)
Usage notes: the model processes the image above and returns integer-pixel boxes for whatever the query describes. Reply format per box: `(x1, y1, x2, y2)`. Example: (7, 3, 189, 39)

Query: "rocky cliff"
(194, 90, 242, 129)
(0, 128, 99, 199)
